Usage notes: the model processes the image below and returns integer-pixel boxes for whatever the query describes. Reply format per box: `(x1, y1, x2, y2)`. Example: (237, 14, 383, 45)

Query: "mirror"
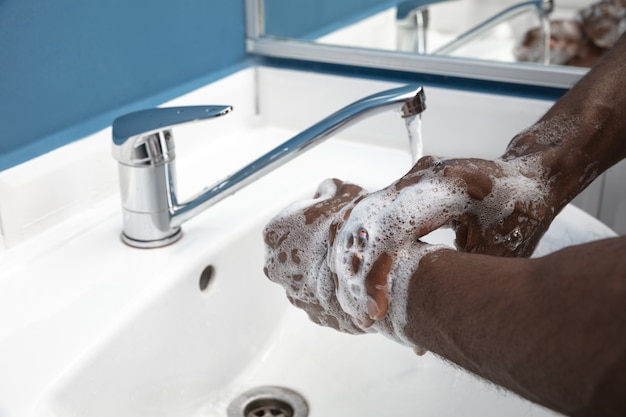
(246, 0, 625, 88)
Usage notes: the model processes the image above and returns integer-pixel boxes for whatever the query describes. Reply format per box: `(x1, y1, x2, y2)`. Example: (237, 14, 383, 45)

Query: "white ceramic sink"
(0, 67, 616, 417)
(8, 140, 611, 417)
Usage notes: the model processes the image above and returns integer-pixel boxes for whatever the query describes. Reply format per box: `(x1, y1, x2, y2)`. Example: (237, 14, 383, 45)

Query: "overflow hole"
(199, 265, 215, 292)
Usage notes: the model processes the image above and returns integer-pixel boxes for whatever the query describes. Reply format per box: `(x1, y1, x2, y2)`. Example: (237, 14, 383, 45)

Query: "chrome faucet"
(112, 84, 426, 248)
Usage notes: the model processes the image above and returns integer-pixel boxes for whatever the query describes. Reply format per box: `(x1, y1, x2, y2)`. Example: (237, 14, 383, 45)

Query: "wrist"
(369, 244, 451, 354)
(503, 55, 626, 209)
(501, 116, 598, 213)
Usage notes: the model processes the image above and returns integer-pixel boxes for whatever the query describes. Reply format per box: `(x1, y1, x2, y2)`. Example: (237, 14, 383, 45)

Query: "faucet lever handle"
(112, 105, 233, 146)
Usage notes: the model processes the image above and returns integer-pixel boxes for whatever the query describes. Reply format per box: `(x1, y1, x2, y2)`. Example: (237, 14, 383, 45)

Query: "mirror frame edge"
(244, 0, 588, 90)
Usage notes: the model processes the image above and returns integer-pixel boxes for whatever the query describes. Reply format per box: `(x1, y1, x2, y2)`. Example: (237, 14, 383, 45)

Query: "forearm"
(503, 34, 626, 210)
(403, 236, 626, 416)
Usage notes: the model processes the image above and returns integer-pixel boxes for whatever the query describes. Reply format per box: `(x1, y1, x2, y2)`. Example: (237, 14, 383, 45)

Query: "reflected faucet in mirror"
(111, 85, 426, 248)
(395, 0, 554, 59)
(395, 0, 455, 53)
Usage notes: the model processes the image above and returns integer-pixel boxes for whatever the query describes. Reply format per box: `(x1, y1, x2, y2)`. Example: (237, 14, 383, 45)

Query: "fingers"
(263, 175, 450, 349)
(263, 178, 371, 334)
(423, 156, 553, 258)
(453, 210, 544, 257)
(364, 252, 393, 320)
(393, 157, 474, 238)
(327, 184, 453, 330)
(329, 207, 448, 348)
(303, 179, 367, 225)
(265, 151, 556, 348)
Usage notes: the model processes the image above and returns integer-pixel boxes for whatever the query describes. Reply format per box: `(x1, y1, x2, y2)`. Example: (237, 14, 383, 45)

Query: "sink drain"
(227, 386, 309, 417)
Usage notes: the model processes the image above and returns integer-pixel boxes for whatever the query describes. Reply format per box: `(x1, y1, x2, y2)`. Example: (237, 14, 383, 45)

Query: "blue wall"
(1, 0, 418, 171)
(0, 0, 249, 171)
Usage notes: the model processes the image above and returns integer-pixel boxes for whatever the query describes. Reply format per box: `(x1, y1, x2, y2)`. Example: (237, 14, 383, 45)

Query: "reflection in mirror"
(315, 0, 555, 64)
(263, 0, 625, 69)
(249, 0, 622, 87)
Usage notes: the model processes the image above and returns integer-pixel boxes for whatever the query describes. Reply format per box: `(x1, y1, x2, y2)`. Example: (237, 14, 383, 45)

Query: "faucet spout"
(112, 84, 426, 248)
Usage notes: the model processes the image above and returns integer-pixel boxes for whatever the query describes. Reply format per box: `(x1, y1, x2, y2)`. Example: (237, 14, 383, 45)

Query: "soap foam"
(508, 115, 582, 154)
(470, 156, 549, 234)
(264, 156, 550, 349)
(328, 180, 457, 347)
(327, 156, 548, 345)
(263, 179, 371, 334)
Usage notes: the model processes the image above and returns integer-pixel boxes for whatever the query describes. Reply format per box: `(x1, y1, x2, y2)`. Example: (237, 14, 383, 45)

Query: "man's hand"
(263, 178, 370, 334)
(263, 177, 443, 351)
(263, 153, 556, 337)
(393, 155, 556, 258)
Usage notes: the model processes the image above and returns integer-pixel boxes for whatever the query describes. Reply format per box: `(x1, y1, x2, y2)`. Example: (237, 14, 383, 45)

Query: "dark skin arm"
(263, 33, 626, 417)
(409, 237, 626, 417)
(386, 34, 626, 416)
(503, 28, 626, 210)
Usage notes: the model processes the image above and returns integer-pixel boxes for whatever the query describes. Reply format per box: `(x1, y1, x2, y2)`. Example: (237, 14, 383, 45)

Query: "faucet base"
(120, 228, 183, 249)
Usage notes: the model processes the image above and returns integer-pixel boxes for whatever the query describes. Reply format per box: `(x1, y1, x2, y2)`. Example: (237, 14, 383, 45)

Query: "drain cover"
(244, 398, 292, 417)
(227, 386, 309, 417)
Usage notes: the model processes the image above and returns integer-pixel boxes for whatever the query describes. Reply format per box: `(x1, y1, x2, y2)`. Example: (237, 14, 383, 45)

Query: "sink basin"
(0, 67, 616, 417)
(10, 138, 609, 417)
(42, 216, 290, 417)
